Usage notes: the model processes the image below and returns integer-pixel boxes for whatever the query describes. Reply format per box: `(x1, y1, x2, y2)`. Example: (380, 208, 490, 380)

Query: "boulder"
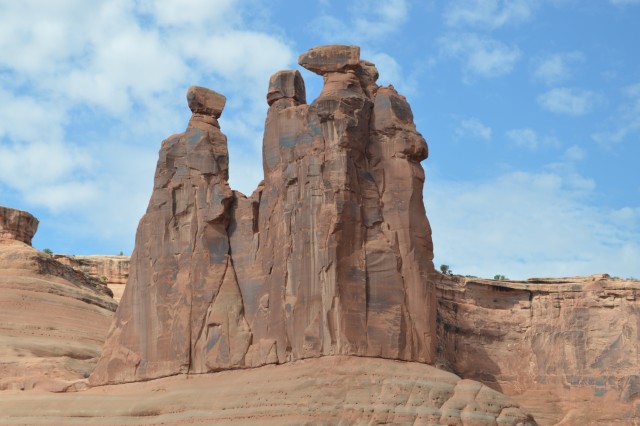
(0, 205, 39, 246)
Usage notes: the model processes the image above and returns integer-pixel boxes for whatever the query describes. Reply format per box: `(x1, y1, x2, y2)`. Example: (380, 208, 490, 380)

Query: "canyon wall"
(436, 274, 640, 425)
(0, 206, 116, 391)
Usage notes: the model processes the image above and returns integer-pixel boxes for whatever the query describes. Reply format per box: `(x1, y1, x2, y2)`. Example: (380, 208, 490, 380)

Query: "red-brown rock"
(90, 45, 437, 385)
(436, 273, 640, 425)
(267, 70, 306, 106)
(186, 85, 225, 118)
(298, 44, 361, 74)
(0, 207, 116, 391)
(0, 205, 39, 246)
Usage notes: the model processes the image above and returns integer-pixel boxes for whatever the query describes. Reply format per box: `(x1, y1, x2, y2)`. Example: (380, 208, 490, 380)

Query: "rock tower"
(91, 45, 436, 384)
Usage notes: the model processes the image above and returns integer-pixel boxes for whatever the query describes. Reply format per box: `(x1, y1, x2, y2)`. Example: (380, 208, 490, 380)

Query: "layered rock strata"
(3, 357, 535, 425)
(0, 205, 39, 245)
(55, 255, 130, 301)
(436, 274, 640, 425)
(0, 206, 117, 391)
(91, 45, 437, 385)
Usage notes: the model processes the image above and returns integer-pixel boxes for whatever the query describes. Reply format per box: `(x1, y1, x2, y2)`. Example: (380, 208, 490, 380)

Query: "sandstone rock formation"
(2, 357, 534, 425)
(91, 45, 437, 385)
(0, 205, 39, 245)
(55, 254, 130, 301)
(0, 206, 117, 391)
(436, 273, 640, 425)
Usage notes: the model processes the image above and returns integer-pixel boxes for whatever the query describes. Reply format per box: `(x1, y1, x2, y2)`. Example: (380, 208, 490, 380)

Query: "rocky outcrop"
(54, 255, 130, 301)
(436, 274, 640, 425)
(0, 205, 39, 245)
(90, 45, 437, 385)
(0, 207, 117, 391)
(54, 255, 130, 285)
(2, 357, 535, 425)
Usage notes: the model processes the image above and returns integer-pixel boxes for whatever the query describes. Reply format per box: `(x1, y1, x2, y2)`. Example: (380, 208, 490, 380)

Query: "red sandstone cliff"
(436, 273, 640, 425)
(0, 206, 116, 391)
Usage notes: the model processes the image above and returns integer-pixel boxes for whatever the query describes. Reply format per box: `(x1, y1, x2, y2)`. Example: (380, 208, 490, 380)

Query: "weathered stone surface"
(0, 210, 116, 391)
(186, 85, 225, 118)
(298, 44, 360, 75)
(90, 88, 249, 384)
(90, 45, 437, 385)
(2, 357, 535, 425)
(266, 70, 306, 106)
(54, 254, 130, 301)
(436, 273, 640, 425)
(0, 205, 39, 245)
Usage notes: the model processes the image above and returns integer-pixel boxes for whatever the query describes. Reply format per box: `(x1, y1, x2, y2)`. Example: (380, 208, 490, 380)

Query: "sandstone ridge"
(0, 206, 116, 391)
(91, 44, 437, 385)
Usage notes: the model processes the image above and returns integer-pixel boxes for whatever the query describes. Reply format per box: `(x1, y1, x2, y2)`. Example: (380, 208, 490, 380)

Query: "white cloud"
(563, 145, 587, 161)
(444, 0, 538, 30)
(537, 87, 598, 115)
(592, 83, 640, 147)
(506, 128, 538, 150)
(0, 0, 297, 251)
(426, 169, 640, 279)
(0, 141, 93, 191)
(455, 118, 492, 141)
(311, 0, 408, 42)
(505, 127, 561, 150)
(438, 33, 521, 79)
(533, 51, 584, 85)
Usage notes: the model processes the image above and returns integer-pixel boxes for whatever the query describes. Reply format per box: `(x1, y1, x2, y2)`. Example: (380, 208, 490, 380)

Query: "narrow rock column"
(90, 87, 251, 385)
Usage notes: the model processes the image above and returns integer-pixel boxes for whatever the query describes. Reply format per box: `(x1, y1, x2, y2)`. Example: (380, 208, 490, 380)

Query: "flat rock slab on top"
(298, 44, 360, 75)
(267, 70, 306, 106)
(186, 86, 226, 117)
(0, 205, 39, 246)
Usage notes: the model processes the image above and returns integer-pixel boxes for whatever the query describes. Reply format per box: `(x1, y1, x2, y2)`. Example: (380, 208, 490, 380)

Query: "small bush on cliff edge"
(440, 264, 453, 275)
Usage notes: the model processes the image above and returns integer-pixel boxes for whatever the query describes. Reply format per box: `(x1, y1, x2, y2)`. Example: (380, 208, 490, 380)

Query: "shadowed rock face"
(436, 274, 640, 425)
(90, 44, 437, 385)
(0, 206, 39, 246)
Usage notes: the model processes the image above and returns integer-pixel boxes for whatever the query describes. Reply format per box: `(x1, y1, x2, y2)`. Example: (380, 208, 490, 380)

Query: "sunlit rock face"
(436, 274, 640, 425)
(0, 206, 116, 391)
(90, 45, 437, 385)
(0, 205, 39, 246)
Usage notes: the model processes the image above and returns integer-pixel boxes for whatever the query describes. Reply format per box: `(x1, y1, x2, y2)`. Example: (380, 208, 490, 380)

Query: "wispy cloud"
(563, 145, 587, 161)
(438, 33, 521, 79)
(455, 118, 492, 141)
(537, 87, 598, 115)
(308, 1, 413, 97)
(444, 0, 539, 30)
(0, 0, 295, 251)
(505, 127, 560, 150)
(310, 0, 408, 43)
(592, 83, 640, 147)
(532, 51, 584, 85)
(426, 168, 638, 279)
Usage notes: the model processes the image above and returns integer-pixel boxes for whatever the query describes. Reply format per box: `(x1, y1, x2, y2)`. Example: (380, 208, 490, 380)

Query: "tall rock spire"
(91, 45, 436, 385)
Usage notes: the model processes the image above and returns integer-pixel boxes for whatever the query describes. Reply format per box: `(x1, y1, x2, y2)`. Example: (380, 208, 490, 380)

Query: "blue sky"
(1, 0, 638, 279)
